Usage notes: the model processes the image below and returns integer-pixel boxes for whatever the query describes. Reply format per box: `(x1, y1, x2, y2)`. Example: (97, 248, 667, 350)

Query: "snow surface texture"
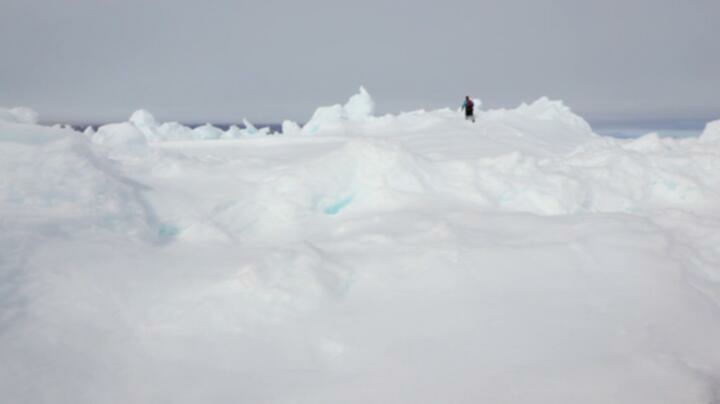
(2, 95, 720, 403)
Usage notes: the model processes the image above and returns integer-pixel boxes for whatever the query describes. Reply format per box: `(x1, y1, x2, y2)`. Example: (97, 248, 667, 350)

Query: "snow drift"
(2, 92, 720, 404)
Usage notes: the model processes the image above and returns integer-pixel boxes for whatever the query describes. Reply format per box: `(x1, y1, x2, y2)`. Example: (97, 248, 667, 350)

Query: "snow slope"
(1, 96, 720, 404)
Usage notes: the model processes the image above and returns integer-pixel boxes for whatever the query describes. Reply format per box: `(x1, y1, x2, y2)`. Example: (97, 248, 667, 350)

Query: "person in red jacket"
(462, 96, 475, 122)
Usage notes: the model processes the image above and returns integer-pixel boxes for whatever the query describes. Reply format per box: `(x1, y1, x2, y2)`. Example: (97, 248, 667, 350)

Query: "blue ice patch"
(158, 223, 180, 239)
(323, 195, 354, 215)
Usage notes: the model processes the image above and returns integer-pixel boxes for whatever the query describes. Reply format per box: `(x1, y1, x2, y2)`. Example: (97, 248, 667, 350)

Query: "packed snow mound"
(202, 134, 720, 231)
(212, 138, 432, 239)
(0, 106, 39, 124)
(478, 97, 594, 148)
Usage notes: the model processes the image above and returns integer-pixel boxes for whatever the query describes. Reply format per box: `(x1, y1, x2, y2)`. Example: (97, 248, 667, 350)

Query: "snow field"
(1, 93, 720, 403)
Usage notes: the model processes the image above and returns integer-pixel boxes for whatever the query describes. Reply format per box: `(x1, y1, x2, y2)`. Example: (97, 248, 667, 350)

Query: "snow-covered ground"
(2, 89, 720, 403)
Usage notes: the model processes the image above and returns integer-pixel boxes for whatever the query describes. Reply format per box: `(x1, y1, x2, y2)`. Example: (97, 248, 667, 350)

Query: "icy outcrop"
(222, 124, 244, 139)
(281, 120, 302, 136)
(302, 86, 375, 134)
(237, 118, 270, 136)
(127, 109, 191, 141)
(129, 109, 158, 128)
(344, 86, 375, 121)
(192, 123, 224, 140)
(124, 109, 272, 141)
(157, 122, 194, 141)
(128, 109, 162, 141)
(242, 118, 258, 135)
(700, 119, 720, 142)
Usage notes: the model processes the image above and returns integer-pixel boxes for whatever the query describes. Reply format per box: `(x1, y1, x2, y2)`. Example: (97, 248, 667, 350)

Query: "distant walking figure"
(462, 96, 475, 122)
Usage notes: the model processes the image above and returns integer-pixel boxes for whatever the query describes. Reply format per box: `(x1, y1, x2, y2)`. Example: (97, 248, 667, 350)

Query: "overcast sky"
(1, 0, 718, 124)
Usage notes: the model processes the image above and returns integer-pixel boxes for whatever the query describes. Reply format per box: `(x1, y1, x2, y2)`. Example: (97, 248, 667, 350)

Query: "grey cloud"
(1, 0, 718, 123)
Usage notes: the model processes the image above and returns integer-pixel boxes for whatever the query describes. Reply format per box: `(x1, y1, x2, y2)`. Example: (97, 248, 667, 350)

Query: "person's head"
(466, 96, 470, 100)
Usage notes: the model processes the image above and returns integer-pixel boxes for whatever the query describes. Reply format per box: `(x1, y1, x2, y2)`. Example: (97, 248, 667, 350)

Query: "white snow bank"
(0, 127, 159, 238)
(0, 115, 72, 145)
